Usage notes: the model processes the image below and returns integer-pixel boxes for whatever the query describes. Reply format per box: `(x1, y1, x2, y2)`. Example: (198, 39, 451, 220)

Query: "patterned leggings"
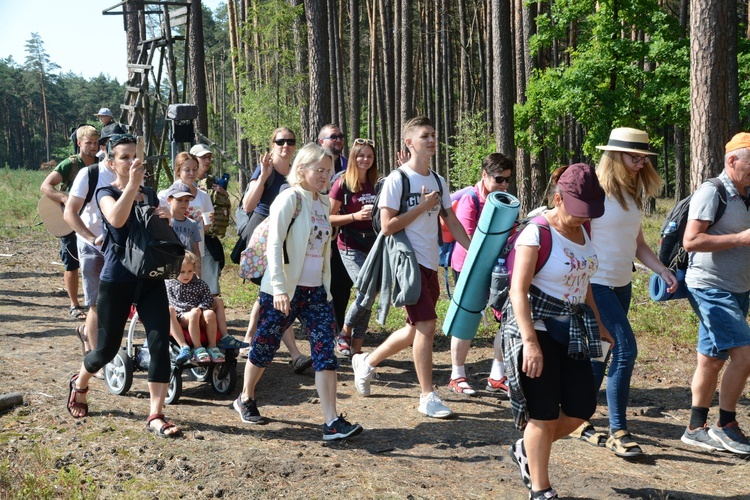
(249, 286, 338, 371)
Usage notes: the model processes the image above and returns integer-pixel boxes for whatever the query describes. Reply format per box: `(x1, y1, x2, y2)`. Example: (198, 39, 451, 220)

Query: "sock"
(689, 406, 709, 430)
(451, 365, 466, 380)
(490, 359, 505, 380)
(718, 408, 737, 427)
(326, 417, 338, 427)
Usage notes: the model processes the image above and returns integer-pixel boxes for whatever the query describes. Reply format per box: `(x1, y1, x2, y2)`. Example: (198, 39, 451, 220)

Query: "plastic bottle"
(488, 258, 509, 309)
(663, 221, 678, 234)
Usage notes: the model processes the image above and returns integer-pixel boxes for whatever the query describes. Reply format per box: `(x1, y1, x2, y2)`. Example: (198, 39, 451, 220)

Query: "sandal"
(291, 355, 313, 374)
(66, 374, 89, 418)
(570, 421, 607, 447)
(207, 347, 225, 363)
(449, 377, 477, 396)
(606, 429, 644, 458)
(145, 413, 181, 438)
(193, 347, 211, 364)
(75, 325, 91, 356)
(69, 306, 87, 320)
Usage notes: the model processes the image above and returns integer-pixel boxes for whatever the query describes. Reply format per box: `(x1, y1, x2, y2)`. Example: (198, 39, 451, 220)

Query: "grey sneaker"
(708, 422, 750, 454)
(681, 426, 724, 451)
(417, 391, 453, 418)
(233, 396, 264, 424)
(352, 352, 375, 396)
(510, 438, 532, 490)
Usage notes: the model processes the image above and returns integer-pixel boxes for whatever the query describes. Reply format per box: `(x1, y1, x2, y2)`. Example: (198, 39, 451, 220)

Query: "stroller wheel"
(105, 348, 133, 396)
(211, 359, 237, 396)
(165, 368, 183, 405)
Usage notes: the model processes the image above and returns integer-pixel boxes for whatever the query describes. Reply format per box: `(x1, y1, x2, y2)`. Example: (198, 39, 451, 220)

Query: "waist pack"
(239, 192, 301, 285)
(104, 187, 186, 280)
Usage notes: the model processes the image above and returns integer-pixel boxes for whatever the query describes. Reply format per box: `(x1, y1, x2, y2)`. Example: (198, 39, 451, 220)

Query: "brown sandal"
(146, 413, 181, 438)
(66, 374, 89, 418)
(75, 325, 90, 356)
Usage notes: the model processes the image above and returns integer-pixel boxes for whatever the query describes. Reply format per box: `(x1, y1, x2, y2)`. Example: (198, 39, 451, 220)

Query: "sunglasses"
(324, 134, 346, 140)
(354, 138, 375, 147)
(108, 133, 136, 147)
(274, 138, 297, 146)
(493, 175, 512, 184)
(623, 152, 648, 164)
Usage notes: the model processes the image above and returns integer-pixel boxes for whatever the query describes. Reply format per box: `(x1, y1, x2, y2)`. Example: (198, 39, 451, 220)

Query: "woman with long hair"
(328, 138, 379, 356)
(570, 128, 677, 457)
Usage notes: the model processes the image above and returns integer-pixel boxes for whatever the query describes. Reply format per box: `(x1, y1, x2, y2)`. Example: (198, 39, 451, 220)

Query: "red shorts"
(405, 265, 440, 325)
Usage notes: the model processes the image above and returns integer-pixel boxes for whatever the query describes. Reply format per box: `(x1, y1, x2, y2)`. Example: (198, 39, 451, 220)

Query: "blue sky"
(0, 0, 223, 82)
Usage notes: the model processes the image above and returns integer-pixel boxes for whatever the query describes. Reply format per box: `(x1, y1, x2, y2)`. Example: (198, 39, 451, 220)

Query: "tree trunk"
(458, 0, 470, 115)
(689, 0, 730, 189)
(189, 0, 208, 137)
(400, 0, 413, 125)
(674, 124, 687, 199)
(305, 0, 331, 139)
(514, 0, 531, 213)
(491, 0, 514, 156)
(727, 0, 740, 135)
(349, 0, 361, 137)
(291, 0, 309, 140)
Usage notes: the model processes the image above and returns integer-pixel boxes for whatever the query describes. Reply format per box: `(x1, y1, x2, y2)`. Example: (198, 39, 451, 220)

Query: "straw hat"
(596, 127, 656, 156)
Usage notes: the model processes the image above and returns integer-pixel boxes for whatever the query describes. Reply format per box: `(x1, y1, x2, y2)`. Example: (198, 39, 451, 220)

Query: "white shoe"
(352, 352, 375, 396)
(418, 391, 453, 418)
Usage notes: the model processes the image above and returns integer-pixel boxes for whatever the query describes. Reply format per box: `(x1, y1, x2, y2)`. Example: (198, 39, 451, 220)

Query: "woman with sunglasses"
(234, 143, 363, 441)
(448, 153, 514, 396)
(239, 128, 313, 372)
(569, 128, 677, 457)
(66, 134, 181, 437)
(328, 138, 379, 356)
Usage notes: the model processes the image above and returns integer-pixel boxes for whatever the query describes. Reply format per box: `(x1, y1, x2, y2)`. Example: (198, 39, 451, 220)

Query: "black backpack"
(658, 178, 727, 270)
(102, 187, 186, 280)
(371, 167, 445, 235)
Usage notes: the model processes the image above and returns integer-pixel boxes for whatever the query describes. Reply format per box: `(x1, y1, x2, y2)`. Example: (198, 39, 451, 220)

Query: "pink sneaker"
(487, 376, 509, 396)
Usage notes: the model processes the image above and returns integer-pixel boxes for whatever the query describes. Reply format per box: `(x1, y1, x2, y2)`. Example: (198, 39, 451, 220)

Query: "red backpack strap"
(530, 215, 553, 275)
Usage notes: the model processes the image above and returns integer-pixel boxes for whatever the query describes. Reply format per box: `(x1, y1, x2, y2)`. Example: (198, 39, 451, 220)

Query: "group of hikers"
(42, 110, 750, 499)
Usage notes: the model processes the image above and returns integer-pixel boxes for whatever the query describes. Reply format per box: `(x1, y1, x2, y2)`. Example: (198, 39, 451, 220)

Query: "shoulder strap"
(81, 165, 100, 212)
(430, 170, 447, 216)
(282, 192, 303, 264)
(396, 168, 411, 215)
(263, 169, 276, 190)
(708, 177, 728, 224)
(332, 170, 349, 207)
(467, 188, 480, 212)
(529, 215, 553, 274)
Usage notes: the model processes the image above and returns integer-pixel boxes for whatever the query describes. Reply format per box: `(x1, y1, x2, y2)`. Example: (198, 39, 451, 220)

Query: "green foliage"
(444, 111, 494, 190)
(0, 167, 47, 239)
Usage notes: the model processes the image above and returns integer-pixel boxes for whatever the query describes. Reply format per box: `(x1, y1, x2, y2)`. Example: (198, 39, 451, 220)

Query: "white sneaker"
(352, 352, 375, 396)
(418, 391, 454, 418)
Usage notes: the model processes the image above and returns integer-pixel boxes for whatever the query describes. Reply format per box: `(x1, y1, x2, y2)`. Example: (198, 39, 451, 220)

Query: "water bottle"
(663, 221, 678, 234)
(488, 258, 509, 310)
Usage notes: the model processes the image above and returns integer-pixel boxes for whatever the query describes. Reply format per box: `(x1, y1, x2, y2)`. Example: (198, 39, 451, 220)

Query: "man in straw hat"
(680, 132, 750, 455)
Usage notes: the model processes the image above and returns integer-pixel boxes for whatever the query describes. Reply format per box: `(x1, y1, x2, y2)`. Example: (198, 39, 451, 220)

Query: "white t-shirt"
(298, 197, 331, 287)
(159, 187, 214, 256)
(515, 219, 598, 330)
(379, 166, 451, 270)
(590, 194, 641, 287)
(69, 161, 117, 247)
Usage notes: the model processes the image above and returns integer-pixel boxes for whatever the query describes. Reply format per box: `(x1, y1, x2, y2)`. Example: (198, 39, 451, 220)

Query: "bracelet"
(659, 268, 669, 275)
(351, 213, 355, 222)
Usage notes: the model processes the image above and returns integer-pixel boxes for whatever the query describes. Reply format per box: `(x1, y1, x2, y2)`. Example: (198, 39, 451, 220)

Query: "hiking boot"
(486, 376, 509, 396)
(233, 396, 264, 424)
(291, 355, 313, 374)
(529, 487, 558, 499)
(352, 352, 376, 396)
(418, 391, 453, 418)
(708, 421, 750, 454)
(510, 438, 531, 490)
(336, 334, 352, 357)
(681, 425, 724, 451)
(322, 414, 363, 441)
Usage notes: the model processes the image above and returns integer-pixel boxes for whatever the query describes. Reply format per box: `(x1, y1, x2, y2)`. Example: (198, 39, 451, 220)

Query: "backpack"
(371, 167, 444, 235)
(487, 214, 592, 314)
(102, 187, 186, 280)
(657, 178, 727, 271)
(438, 187, 480, 299)
(199, 177, 231, 238)
(79, 164, 100, 215)
(238, 191, 302, 285)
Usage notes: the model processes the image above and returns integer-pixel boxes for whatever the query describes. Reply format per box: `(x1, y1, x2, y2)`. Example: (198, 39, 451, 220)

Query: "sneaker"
(510, 438, 532, 490)
(418, 391, 454, 418)
(681, 425, 725, 451)
(292, 355, 313, 374)
(216, 334, 250, 350)
(322, 414, 363, 441)
(352, 352, 376, 396)
(175, 346, 192, 364)
(233, 396, 264, 424)
(336, 334, 352, 357)
(529, 487, 558, 499)
(487, 376, 509, 396)
(708, 421, 750, 454)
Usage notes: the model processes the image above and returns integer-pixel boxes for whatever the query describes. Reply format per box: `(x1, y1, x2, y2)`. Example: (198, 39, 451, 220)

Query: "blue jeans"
(591, 283, 636, 432)
(341, 248, 373, 339)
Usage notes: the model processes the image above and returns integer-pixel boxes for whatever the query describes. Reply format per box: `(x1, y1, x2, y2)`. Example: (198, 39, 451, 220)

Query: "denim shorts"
(60, 232, 80, 271)
(687, 286, 750, 360)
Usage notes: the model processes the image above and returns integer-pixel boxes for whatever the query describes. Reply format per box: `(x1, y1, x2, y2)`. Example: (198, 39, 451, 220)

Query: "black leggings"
(330, 244, 353, 331)
(84, 280, 171, 383)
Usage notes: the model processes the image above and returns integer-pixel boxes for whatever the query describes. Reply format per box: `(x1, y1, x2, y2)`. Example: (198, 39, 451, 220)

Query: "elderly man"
(95, 108, 115, 127)
(680, 132, 750, 455)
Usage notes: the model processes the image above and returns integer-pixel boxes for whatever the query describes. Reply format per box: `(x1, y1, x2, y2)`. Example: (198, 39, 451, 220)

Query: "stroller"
(104, 307, 239, 404)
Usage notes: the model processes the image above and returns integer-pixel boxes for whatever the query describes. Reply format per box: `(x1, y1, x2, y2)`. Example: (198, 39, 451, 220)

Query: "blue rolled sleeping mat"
(442, 191, 520, 340)
(649, 268, 689, 301)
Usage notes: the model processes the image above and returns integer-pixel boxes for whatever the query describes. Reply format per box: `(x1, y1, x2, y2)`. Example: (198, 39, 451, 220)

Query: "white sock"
(326, 417, 338, 427)
(490, 359, 505, 380)
(451, 365, 466, 380)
